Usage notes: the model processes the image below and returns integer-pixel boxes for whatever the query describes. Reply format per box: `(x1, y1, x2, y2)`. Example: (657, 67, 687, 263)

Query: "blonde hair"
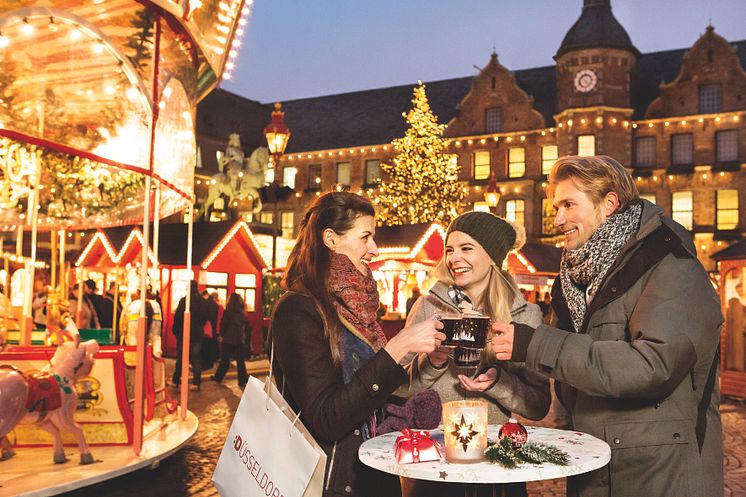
(549, 155, 639, 211)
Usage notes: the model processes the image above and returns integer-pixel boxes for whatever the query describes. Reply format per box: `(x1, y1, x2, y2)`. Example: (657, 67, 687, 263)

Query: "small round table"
(359, 426, 610, 486)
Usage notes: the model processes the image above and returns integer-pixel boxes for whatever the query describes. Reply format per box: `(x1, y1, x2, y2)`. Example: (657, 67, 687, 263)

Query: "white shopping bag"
(212, 375, 326, 497)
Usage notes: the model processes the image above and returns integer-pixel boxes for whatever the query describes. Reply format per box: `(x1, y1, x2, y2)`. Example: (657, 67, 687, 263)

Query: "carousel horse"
(201, 133, 268, 218)
(0, 297, 99, 464)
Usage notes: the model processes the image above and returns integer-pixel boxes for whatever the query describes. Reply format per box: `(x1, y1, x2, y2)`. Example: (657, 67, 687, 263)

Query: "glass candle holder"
(441, 400, 488, 463)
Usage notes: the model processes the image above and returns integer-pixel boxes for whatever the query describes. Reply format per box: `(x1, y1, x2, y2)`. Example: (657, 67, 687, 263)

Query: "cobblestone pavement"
(62, 360, 746, 497)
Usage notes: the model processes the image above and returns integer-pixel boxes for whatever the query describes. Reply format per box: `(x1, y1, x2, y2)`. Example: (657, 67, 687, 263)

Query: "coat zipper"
(324, 441, 337, 491)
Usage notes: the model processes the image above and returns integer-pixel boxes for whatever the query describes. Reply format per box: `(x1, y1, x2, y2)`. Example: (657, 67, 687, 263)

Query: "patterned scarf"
(560, 201, 642, 332)
(328, 252, 387, 352)
(447, 286, 475, 312)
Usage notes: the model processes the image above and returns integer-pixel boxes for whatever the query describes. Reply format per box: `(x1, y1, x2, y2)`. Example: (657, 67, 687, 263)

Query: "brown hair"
(549, 155, 639, 211)
(282, 192, 376, 365)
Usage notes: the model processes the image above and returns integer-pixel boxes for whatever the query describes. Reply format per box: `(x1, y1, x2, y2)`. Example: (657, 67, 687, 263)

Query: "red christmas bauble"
(499, 418, 528, 448)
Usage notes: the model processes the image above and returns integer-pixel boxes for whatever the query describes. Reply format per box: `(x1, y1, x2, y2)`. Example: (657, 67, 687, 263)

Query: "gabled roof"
(277, 40, 746, 150)
(711, 239, 746, 261)
(517, 242, 563, 274)
(374, 223, 437, 249)
(76, 221, 268, 269)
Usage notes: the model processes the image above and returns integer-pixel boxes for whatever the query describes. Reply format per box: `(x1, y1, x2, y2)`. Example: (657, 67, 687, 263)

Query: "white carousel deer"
(0, 297, 99, 464)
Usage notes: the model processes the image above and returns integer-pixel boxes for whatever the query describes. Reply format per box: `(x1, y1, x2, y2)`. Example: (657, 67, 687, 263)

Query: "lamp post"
(484, 171, 500, 214)
(263, 102, 291, 269)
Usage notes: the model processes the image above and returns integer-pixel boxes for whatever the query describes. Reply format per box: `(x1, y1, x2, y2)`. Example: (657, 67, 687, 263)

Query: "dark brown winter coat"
(270, 292, 406, 497)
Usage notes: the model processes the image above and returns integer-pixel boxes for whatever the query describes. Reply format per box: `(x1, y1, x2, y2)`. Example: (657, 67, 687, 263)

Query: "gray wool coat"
(401, 281, 550, 424)
(524, 200, 723, 497)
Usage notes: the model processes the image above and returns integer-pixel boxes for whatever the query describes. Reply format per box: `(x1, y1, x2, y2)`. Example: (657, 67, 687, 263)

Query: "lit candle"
(442, 400, 488, 463)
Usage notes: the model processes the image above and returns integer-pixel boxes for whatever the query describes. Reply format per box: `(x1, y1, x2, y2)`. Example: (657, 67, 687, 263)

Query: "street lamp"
(484, 172, 500, 213)
(263, 102, 291, 268)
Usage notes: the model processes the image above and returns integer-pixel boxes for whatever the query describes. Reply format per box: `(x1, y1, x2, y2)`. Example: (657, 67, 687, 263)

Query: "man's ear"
(322, 228, 337, 251)
(603, 191, 620, 216)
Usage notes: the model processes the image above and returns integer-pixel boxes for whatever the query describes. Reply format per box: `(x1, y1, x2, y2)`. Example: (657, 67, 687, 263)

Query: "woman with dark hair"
(270, 191, 445, 497)
(213, 293, 249, 387)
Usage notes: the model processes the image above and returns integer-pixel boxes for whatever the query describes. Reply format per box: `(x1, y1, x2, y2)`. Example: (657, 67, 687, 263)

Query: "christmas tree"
(374, 83, 465, 226)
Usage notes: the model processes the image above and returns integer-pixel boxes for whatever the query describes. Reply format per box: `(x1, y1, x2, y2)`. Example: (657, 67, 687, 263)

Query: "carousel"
(0, 0, 251, 495)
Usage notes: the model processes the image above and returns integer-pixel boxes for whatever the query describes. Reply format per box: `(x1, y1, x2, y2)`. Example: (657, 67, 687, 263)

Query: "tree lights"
(373, 83, 465, 226)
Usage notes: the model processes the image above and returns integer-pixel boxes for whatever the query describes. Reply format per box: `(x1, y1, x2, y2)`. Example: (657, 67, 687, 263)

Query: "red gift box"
(394, 429, 442, 464)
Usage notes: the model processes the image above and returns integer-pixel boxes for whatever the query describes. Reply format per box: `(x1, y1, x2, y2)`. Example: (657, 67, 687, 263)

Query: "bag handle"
(264, 341, 303, 437)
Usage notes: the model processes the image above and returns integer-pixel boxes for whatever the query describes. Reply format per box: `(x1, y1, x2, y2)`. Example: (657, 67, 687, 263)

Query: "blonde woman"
(403, 211, 550, 497)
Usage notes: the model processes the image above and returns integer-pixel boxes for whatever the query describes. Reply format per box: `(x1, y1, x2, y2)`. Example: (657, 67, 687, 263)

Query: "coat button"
(371, 383, 379, 392)
(354, 429, 361, 436)
(654, 402, 661, 409)
(345, 485, 352, 493)
(664, 236, 671, 242)
(613, 438, 621, 444)
(611, 287, 617, 293)
(673, 432, 681, 439)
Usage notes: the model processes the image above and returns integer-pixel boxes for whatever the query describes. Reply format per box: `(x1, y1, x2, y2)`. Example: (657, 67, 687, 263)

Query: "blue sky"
(222, 0, 746, 103)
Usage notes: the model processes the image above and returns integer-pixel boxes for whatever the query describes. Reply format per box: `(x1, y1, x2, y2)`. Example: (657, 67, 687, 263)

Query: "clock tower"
(555, 0, 638, 111)
(554, 0, 639, 162)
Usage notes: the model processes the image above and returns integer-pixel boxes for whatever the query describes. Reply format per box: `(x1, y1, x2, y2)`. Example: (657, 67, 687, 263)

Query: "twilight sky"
(221, 0, 746, 104)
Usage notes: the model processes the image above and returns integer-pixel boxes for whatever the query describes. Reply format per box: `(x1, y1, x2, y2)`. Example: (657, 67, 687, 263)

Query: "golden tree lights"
(374, 83, 465, 226)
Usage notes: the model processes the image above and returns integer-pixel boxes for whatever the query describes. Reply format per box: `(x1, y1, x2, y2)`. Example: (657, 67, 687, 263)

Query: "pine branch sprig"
(484, 436, 570, 468)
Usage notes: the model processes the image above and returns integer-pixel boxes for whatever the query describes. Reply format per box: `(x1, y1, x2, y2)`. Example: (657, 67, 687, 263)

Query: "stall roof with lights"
(75, 220, 268, 270)
(375, 222, 446, 262)
(711, 239, 746, 262)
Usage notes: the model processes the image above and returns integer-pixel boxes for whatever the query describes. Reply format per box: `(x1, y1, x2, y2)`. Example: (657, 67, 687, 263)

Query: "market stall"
(712, 240, 746, 398)
(76, 220, 268, 356)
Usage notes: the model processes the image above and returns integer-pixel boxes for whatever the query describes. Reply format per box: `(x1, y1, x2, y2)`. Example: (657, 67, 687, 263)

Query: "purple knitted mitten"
(375, 390, 442, 434)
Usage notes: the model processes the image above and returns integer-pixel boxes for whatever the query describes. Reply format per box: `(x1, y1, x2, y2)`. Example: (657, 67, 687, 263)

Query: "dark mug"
(456, 315, 489, 349)
(439, 316, 462, 347)
(454, 346, 482, 368)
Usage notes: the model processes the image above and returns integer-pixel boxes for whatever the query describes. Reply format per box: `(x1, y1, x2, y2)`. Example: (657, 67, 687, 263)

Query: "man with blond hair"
(487, 155, 722, 496)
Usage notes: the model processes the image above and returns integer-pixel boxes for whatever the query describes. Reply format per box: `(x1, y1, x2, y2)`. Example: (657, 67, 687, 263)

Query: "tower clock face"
(574, 69, 598, 93)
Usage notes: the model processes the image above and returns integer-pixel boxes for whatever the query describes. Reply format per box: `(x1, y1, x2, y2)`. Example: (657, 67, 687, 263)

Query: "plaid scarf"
(447, 286, 475, 312)
(328, 252, 387, 352)
(560, 201, 642, 332)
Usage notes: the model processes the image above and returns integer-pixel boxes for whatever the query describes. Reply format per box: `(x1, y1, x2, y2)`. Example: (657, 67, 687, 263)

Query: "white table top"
(359, 426, 610, 484)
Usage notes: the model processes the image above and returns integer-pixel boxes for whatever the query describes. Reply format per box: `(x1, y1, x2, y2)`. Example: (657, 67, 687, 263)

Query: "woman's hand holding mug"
(385, 319, 445, 363)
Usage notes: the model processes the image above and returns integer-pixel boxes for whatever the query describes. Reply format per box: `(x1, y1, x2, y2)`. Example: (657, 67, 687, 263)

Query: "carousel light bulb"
(125, 87, 138, 101)
(70, 27, 82, 41)
(238, 18, 247, 26)
(48, 17, 58, 32)
(21, 18, 34, 35)
(0, 33, 8, 48)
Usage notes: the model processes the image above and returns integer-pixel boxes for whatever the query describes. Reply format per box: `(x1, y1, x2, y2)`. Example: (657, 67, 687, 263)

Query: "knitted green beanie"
(446, 211, 519, 266)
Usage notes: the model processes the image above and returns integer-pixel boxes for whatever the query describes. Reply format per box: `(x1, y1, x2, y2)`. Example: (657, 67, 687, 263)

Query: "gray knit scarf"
(560, 201, 642, 332)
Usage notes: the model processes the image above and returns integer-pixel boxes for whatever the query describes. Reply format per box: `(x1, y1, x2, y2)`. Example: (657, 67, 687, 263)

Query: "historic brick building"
(264, 0, 745, 273)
